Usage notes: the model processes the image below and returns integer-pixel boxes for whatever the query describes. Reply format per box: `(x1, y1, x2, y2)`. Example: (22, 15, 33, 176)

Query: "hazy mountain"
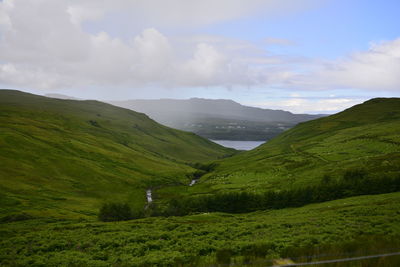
(110, 98, 321, 123)
(44, 93, 80, 100)
(110, 98, 324, 140)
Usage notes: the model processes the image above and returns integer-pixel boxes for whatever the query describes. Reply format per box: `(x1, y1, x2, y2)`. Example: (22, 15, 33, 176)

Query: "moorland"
(1, 90, 400, 266)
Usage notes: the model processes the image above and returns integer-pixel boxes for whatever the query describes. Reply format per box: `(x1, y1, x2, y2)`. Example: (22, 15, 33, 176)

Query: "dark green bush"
(216, 249, 233, 265)
(98, 202, 134, 222)
(343, 169, 366, 181)
(0, 213, 33, 223)
(161, 171, 400, 216)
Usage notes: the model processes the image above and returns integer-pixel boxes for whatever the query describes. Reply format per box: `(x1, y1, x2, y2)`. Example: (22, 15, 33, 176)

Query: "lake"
(210, 140, 265, 150)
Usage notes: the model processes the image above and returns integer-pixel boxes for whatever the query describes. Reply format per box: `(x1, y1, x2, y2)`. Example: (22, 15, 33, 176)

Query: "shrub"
(0, 213, 33, 223)
(343, 169, 366, 181)
(160, 171, 400, 216)
(98, 202, 133, 222)
(216, 249, 233, 265)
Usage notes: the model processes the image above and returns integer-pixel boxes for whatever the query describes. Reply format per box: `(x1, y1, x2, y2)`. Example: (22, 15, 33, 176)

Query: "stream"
(146, 178, 198, 205)
(146, 189, 152, 203)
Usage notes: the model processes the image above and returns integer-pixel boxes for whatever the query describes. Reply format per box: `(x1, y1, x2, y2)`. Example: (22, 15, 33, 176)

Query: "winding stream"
(146, 178, 198, 205)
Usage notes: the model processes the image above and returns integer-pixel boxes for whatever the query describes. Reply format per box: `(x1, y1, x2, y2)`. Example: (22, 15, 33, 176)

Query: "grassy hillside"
(1, 93, 399, 266)
(165, 98, 400, 196)
(0, 90, 235, 219)
(2, 192, 400, 266)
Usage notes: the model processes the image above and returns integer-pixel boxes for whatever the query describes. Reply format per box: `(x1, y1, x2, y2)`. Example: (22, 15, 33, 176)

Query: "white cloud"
(0, 0, 309, 90)
(131, 29, 173, 82)
(67, 5, 104, 26)
(65, 0, 321, 27)
(0, 0, 398, 97)
(0, 0, 91, 67)
(249, 97, 365, 114)
(293, 39, 400, 92)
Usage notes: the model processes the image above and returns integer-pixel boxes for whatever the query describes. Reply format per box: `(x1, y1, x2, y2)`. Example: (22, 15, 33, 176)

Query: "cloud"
(66, 0, 321, 27)
(0, 0, 398, 96)
(292, 38, 400, 92)
(0, 0, 288, 89)
(249, 97, 365, 114)
(0, 0, 301, 90)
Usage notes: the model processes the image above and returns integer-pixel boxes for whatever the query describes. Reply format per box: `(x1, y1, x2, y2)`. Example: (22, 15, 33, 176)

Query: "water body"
(210, 140, 265, 151)
(146, 189, 152, 203)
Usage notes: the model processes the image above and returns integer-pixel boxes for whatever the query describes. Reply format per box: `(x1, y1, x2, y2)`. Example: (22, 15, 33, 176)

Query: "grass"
(175, 98, 400, 196)
(1, 192, 400, 266)
(1, 93, 400, 266)
(0, 90, 235, 219)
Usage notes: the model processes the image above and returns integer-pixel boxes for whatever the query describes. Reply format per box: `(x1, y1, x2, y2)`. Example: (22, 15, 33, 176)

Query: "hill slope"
(0, 90, 234, 218)
(2, 192, 400, 265)
(1, 93, 400, 266)
(110, 98, 323, 141)
(181, 98, 400, 194)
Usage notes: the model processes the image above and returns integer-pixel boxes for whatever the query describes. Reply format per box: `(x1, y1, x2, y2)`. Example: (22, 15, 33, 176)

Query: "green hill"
(1, 93, 400, 266)
(177, 98, 400, 194)
(0, 90, 235, 219)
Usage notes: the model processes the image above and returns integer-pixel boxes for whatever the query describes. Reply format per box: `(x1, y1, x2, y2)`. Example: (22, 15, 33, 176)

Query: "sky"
(0, 0, 399, 113)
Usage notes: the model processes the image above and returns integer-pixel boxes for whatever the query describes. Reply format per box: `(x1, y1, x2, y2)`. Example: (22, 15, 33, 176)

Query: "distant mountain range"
(109, 98, 325, 140)
(110, 98, 320, 123)
(44, 94, 325, 141)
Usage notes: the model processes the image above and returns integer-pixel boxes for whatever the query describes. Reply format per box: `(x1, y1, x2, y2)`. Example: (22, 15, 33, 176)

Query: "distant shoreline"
(210, 140, 264, 150)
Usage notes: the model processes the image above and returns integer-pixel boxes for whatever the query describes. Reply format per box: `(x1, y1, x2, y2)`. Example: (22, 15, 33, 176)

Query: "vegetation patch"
(1, 193, 400, 266)
(154, 171, 400, 216)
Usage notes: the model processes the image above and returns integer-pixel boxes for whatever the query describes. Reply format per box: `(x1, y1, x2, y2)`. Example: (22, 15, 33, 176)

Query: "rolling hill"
(1, 93, 400, 266)
(0, 90, 235, 219)
(158, 98, 400, 198)
(206, 98, 400, 190)
(110, 98, 323, 141)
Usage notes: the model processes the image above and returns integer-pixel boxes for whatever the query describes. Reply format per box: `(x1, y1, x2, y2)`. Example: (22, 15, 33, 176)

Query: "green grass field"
(171, 98, 400, 197)
(2, 192, 400, 266)
(0, 90, 235, 219)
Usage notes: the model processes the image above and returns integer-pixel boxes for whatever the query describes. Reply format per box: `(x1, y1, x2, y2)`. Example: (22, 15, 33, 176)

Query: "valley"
(0, 90, 235, 219)
(1, 91, 399, 266)
(1, 1, 398, 266)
